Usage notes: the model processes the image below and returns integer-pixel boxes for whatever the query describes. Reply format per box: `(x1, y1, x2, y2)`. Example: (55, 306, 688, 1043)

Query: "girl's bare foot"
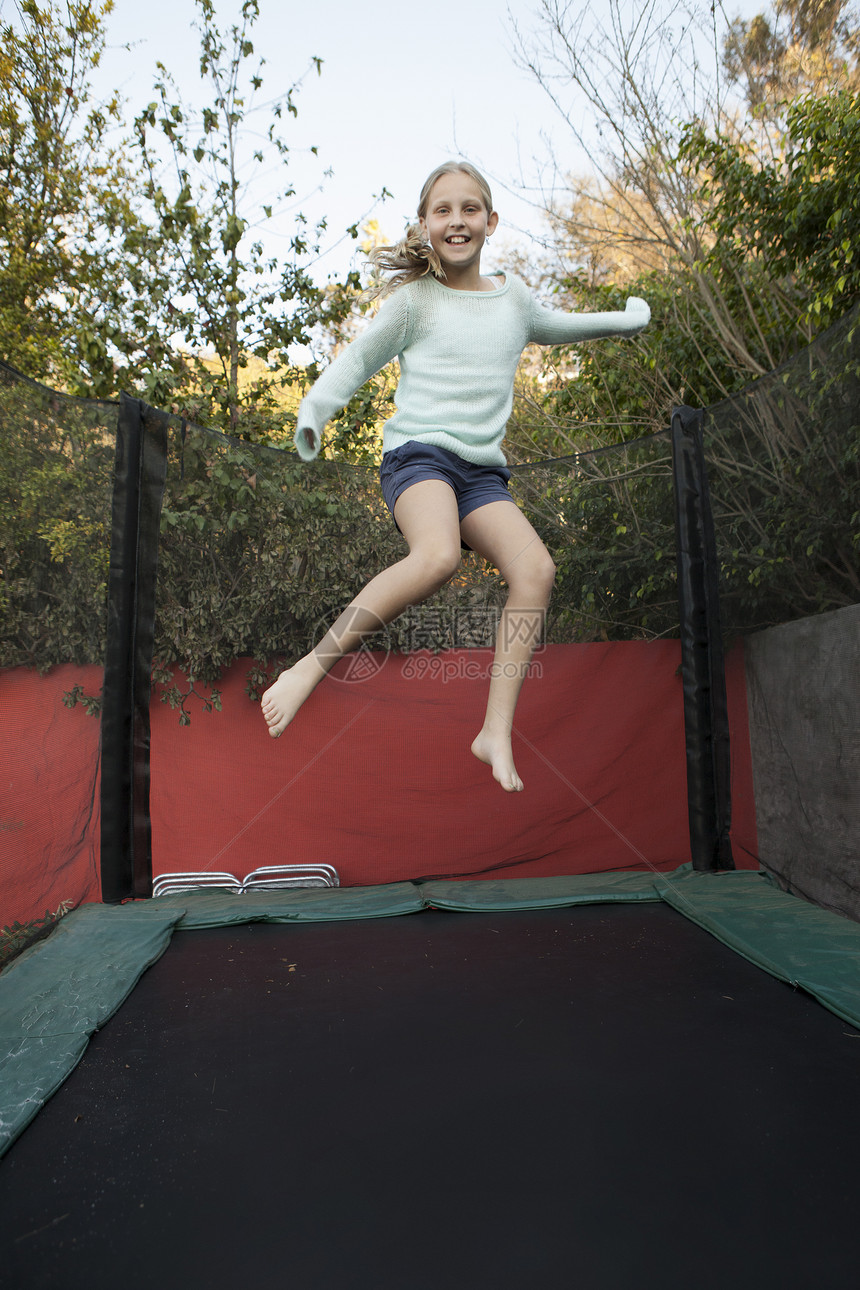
(261, 662, 320, 738)
(471, 729, 524, 793)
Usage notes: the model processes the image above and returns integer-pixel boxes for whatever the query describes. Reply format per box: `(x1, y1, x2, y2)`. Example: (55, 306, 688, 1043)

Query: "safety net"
(2, 305, 858, 935)
(703, 305, 860, 631)
(0, 364, 114, 931)
(140, 413, 753, 895)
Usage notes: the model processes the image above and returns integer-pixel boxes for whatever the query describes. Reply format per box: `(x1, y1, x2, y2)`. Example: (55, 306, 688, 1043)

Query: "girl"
(261, 161, 650, 792)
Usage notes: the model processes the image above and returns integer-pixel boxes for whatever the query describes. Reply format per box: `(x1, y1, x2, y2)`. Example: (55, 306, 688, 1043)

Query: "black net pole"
(100, 395, 169, 902)
(671, 406, 734, 871)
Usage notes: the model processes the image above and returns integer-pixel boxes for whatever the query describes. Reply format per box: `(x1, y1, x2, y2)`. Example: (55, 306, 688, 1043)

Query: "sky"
(91, 0, 762, 286)
(95, 0, 569, 281)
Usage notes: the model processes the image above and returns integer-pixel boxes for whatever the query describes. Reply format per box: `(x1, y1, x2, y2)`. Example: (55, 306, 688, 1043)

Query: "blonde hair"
(365, 161, 495, 300)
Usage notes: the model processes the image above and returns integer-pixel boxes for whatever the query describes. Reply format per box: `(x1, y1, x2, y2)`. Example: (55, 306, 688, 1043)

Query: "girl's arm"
(294, 291, 411, 460)
(528, 294, 651, 346)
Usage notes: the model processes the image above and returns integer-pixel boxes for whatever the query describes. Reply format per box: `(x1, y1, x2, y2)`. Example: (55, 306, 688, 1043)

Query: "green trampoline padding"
(153, 881, 426, 929)
(0, 904, 181, 1154)
(654, 866, 860, 1031)
(3, 866, 860, 1158)
(418, 870, 662, 911)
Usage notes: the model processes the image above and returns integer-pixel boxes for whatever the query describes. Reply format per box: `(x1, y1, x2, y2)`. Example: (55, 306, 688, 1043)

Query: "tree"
(507, 0, 860, 422)
(1, 1, 115, 383)
(131, 0, 359, 438)
(503, 1, 860, 631)
(723, 0, 860, 118)
(0, 0, 365, 427)
(681, 88, 860, 331)
(0, 0, 210, 397)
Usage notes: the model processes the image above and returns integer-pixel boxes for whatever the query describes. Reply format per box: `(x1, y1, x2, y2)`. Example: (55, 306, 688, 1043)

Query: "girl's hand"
(294, 424, 321, 460)
(625, 296, 651, 321)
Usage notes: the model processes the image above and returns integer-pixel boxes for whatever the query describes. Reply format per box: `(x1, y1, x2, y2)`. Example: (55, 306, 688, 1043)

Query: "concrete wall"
(745, 604, 860, 921)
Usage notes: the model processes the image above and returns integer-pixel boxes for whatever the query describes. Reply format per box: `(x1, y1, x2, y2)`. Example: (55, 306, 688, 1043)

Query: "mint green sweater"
(295, 273, 650, 466)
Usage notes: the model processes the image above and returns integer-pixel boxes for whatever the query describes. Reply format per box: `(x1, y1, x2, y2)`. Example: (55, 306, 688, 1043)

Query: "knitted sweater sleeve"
(294, 290, 411, 461)
(527, 294, 651, 345)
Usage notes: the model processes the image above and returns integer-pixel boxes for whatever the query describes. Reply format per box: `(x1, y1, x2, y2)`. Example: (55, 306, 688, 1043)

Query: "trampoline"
(2, 890, 860, 1289)
(2, 322, 859, 1286)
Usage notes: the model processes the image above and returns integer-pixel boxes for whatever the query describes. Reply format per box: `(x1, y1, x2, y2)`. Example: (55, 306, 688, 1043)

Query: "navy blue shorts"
(380, 441, 512, 527)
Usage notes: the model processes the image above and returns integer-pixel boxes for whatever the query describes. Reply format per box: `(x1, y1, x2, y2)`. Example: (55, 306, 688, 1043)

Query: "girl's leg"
(262, 479, 462, 736)
(459, 501, 556, 791)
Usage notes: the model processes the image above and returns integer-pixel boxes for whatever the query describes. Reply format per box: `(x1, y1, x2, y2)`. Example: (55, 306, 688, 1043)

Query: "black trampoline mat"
(1, 903, 858, 1290)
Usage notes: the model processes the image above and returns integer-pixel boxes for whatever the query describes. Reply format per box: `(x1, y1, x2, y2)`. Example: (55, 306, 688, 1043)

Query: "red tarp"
(0, 641, 758, 927)
(0, 664, 102, 927)
(150, 641, 758, 886)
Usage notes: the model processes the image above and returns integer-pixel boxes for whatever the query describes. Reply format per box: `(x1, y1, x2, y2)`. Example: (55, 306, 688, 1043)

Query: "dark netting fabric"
(0, 364, 114, 928)
(152, 421, 680, 699)
(704, 306, 860, 632)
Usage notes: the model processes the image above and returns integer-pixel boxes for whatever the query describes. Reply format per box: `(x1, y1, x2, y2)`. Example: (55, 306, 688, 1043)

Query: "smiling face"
(420, 171, 499, 283)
